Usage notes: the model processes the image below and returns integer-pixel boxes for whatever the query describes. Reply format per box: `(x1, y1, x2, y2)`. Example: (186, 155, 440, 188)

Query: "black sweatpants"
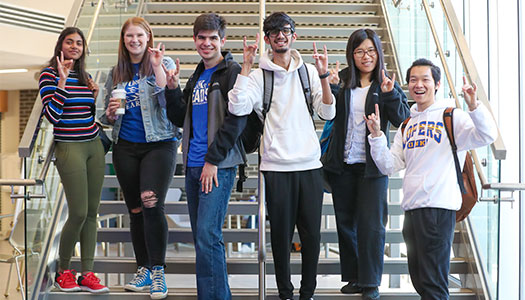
(263, 168, 323, 300)
(402, 208, 456, 300)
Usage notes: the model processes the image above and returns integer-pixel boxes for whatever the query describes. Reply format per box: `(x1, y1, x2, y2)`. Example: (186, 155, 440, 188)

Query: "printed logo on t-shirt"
(126, 79, 140, 110)
(192, 79, 209, 106)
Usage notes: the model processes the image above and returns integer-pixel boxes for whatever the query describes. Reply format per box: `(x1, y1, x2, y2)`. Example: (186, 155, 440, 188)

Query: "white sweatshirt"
(368, 99, 498, 211)
(228, 49, 336, 171)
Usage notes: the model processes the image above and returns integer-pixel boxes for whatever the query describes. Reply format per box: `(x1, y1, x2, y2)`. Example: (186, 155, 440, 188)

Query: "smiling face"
(264, 25, 296, 54)
(123, 24, 150, 62)
(61, 33, 83, 61)
(194, 30, 225, 64)
(408, 65, 441, 111)
(353, 38, 377, 79)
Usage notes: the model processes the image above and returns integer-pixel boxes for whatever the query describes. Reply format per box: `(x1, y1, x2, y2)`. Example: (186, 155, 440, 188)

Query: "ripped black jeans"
(112, 138, 177, 268)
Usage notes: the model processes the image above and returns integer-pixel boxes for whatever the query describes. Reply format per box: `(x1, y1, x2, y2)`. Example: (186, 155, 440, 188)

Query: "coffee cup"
(112, 89, 126, 115)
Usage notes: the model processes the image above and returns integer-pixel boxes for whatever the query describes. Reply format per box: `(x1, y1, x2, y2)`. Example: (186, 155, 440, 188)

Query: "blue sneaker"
(124, 266, 152, 292)
(150, 265, 168, 299)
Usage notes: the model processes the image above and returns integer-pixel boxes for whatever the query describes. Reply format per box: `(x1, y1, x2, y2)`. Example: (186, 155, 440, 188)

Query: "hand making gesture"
(328, 61, 340, 85)
(162, 58, 180, 90)
(380, 69, 396, 93)
(462, 76, 478, 111)
(56, 51, 74, 89)
(312, 42, 329, 75)
(364, 104, 382, 138)
(148, 42, 165, 68)
(241, 34, 259, 75)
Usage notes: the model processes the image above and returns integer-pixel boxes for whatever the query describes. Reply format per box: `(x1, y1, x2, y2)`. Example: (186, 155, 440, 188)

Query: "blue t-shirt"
(119, 63, 147, 143)
(187, 66, 218, 167)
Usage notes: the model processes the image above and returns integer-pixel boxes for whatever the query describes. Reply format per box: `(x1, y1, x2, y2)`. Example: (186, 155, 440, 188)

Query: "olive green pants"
(54, 138, 105, 272)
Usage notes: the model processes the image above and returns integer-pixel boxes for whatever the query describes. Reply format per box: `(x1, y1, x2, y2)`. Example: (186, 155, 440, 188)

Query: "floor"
(0, 239, 23, 300)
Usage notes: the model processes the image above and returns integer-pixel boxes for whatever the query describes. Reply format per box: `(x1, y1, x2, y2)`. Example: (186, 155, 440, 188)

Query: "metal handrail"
(420, 0, 499, 190)
(380, 0, 403, 83)
(438, 0, 506, 160)
(85, 0, 104, 46)
(136, 0, 146, 17)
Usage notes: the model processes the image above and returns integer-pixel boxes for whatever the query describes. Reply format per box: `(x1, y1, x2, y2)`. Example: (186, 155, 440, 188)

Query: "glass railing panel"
(24, 118, 64, 300)
(383, 0, 500, 298)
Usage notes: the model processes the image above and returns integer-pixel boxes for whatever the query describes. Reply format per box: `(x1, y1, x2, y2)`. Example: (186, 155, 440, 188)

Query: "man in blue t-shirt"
(164, 13, 245, 300)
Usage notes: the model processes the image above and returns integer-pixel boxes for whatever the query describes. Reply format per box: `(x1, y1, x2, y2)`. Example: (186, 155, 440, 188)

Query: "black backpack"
(236, 63, 313, 191)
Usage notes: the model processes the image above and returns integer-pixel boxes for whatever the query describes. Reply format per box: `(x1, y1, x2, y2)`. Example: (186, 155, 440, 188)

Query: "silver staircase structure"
(10, 0, 513, 300)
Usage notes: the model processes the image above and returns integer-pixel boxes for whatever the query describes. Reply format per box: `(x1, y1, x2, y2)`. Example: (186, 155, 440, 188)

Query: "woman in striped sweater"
(39, 27, 108, 294)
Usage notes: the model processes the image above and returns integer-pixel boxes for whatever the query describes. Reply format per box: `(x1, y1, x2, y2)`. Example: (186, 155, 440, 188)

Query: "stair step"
(150, 25, 385, 39)
(95, 227, 461, 244)
(47, 287, 476, 299)
(97, 200, 405, 215)
(144, 13, 381, 26)
(70, 257, 469, 275)
(146, 2, 380, 14)
(102, 175, 403, 190)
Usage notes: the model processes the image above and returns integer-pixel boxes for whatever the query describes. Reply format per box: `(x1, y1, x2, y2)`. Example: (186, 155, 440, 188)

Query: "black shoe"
(340, 282, 363, 294)
(362, 287, 380, 300)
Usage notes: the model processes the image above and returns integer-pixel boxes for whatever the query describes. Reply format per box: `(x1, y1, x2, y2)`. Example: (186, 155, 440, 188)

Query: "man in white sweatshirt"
(365, 58, 498, 300)
(228, 12, 335, 300)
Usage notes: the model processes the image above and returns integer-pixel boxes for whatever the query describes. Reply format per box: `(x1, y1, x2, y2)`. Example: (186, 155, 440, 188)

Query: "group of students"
(39, 10, 498, 300)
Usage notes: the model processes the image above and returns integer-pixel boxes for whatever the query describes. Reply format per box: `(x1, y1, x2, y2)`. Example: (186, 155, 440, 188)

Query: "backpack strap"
(262, 69, 274, 119)
(443, 107, 467, 194)
(400, 117, 411, 135)
(297, 63, 314, 116)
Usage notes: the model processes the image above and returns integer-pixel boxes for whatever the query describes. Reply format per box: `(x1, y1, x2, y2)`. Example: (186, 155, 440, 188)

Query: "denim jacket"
(100, 57, 180, 143)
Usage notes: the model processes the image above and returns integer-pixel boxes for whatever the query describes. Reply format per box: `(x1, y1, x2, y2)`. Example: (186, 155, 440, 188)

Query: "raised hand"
(162, 58, 180, 89)
(87, 78, 99, 99)
(364, 104, 382, 138)
(148, 42, 165, 68)
(242, 34, 259, 72)
(56, 51, 74, 88)
(328, 61, 340, 85)
(312, 42, 328, 75)
(462, 76, 478, 111)
(380, 69, 395, 93)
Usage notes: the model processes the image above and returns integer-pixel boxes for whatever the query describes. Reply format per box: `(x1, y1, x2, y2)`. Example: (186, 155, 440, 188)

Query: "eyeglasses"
(353, 48, 377, 58)
(266, 27, 294, 38)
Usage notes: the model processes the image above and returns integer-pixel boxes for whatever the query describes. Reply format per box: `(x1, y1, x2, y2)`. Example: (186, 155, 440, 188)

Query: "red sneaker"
(77, 272, 109, 293)
(54, 270, 81, 292)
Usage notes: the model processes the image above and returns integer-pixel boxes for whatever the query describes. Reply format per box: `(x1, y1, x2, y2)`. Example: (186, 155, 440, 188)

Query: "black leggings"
(112, 138, 177, 267)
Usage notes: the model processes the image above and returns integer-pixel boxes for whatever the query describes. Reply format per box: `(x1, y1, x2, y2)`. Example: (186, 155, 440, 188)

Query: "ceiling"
(0, 0, 76, 90)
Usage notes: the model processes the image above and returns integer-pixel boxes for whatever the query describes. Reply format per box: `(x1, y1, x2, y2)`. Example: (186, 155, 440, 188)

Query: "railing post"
(258, 1, 266, 299)
(258, 169, 266, 300)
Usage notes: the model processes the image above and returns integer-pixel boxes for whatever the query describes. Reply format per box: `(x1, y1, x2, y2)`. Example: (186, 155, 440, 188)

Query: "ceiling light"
(0, 69, 28, 74)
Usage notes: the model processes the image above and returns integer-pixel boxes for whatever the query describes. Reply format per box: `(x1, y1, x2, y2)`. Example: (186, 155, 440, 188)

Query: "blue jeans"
(185, 166, 235, 300)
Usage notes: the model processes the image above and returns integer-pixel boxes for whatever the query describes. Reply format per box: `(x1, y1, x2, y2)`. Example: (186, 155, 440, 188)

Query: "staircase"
(42, 0, 481, 299)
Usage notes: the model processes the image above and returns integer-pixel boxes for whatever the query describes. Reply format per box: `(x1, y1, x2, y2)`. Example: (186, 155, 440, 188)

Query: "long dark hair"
(46, 27, 89, 85)
(344, 28, 385, 89)
(113, 17, 155, 84)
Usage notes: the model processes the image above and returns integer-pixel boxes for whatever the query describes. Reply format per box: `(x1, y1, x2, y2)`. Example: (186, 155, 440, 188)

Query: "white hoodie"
(228, 49, 336, 171)
(368, 98, 498, 211)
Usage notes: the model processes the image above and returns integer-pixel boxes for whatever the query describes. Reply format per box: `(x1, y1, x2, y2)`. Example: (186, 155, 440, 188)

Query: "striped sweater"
(39, 67, 99, 142)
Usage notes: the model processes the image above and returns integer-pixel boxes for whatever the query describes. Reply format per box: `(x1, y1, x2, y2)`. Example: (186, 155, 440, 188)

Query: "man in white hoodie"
(364, 58, 498, 300)
(228, 12, 335, 300)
